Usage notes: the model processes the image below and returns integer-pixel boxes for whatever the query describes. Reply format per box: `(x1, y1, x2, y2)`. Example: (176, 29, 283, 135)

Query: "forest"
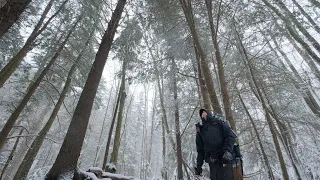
(0, 0, 320, 179)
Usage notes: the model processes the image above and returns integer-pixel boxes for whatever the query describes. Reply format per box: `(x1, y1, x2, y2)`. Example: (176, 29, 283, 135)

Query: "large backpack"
(200, 120, 224, 155)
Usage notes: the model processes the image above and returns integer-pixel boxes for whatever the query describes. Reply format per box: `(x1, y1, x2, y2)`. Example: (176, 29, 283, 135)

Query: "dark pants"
(209, 160, 234, 180)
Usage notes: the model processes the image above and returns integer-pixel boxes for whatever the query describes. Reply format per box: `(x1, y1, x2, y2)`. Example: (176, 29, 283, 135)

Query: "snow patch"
(102, 172, 134, 179)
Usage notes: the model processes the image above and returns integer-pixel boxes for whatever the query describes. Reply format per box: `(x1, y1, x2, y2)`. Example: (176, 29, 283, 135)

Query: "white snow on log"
(102, 172, 135, 180)
(83, 171, 100, 180)
(88, 167, 103, 172)
(105, 163, 116, 170)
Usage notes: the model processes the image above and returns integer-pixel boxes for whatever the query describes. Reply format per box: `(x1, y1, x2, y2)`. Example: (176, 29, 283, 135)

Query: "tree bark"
(234, 24, 290, 180)
(110, 59, 127, 166)
(13, 25, 93, 180)
(0, 17, 79, 151)
(194, 45, 212, 111)
(161, 116, 167, 180)
(45, 1, 126, 178)
(0, 0, 32, 37)
(205, 0, 235, 129)
(0, 0, 68, 88)
(205, 2, 242, 178)
(172, 58, 183, 180)
(179, 0, 222, 114)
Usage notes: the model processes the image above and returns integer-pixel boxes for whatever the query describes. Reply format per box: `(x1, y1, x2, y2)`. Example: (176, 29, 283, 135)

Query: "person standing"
(195, 109, 236, 180)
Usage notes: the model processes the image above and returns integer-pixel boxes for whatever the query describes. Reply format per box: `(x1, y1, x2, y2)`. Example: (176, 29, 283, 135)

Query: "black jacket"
(196, 113, 236, 168)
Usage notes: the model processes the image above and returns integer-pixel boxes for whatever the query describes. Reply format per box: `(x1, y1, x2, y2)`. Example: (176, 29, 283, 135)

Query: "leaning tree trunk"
(283, 30, 320, 82)
(262, 0, 320, 64)
(291, 0, 320, 34)
(238, 92, 274, 179)
(93, 84, 114, 167)
(0, 0, 32, 37)
(172, 58, 183, 180)
(103, 87, 121, 170)
(45, 1, 126, 178)
(308, 0, 320, 8)
(262, 89, 303, 180)
(110, 58, 127, 166)
(0, 0, 68, 88)
(13, 26, 93, 180)
(0, 129, 24, 180)
(271, 36, 320, 117)
(235, 25, 290, 180)
(273, 0, 320, 52)
(179, 0, 222, 114)
(2, 102, 50, 179)
(261, 28, 320, 117)
(0, 17, 79, 151)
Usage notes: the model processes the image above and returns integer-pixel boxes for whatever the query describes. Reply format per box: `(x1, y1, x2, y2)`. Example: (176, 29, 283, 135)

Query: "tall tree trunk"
(234, 24, 290, 180)
(0, 129, 24, 180)
(45, 1, 126, 178)
(141, 84, 150, 180)
(141, 31, 172, 180)
(262, 0, 320, 64)
(13, 26, 92, 180)
(237, 91, 274, 179)
(0, 0, 68, 88)
(140, 84, 148, 180)
(110, 59, 127, 166)
(205, 2, 242, 178)
(0, 17, 79, 151)
(172, 58, 183, 180)
(0, 0, 32, 37)
(194, 45, 212, 111)
(161, 116, 168, 180)
(146, 87, 157, 179)
(103, 87, 121, 170)
(179, 0, 222, 114)
(205, 0, 234, 128)
(292, 0, 320, 34)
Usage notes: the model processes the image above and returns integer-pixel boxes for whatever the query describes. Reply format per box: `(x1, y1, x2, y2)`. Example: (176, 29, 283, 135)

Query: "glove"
(222, 151, 233, 161)
(195, 166, 202, 175)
